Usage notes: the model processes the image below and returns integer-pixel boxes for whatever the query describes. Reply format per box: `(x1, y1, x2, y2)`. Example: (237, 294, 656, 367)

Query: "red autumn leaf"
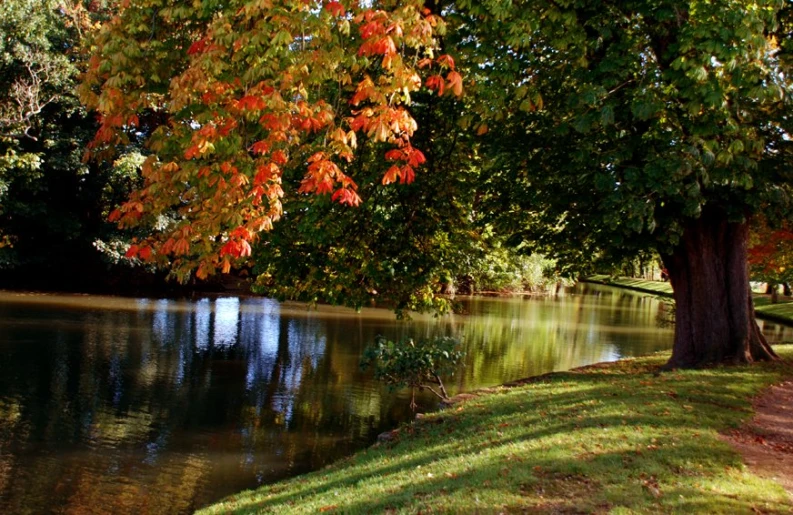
(125, 244, 139, 258)
(173, 238, 190, 256)
(382, 164, 401, 185)
(407, 147, 426, 167)
(308, 152, 325, 163)
(315, 176, 335, 195)
(373, 36, 396, 56)
(251, 140, 270, 155)
(230, 227, 252, 240)
(437, 54, 455, 70)
(259, 113, 287, 131)
(446, 70, 463, 96)
(187, 38, 208, 55)
(359, 21, 384, 40)
(417, 57, 433, 69)
(349, 113, 369, 132)
(185, 144, 201, 160)
(220, 240, 241, 258)
(218, 118, 237, 136)
(400, 164, 415, 184)
(425, 75, 444, 96)
(324, 1, 345, 17)
(271, 150, 288, 165)
(385, 149, 404, 161)
(332, 188, 362, 206)
(138, 246, 152, 261)
(237, 95, 264, 111)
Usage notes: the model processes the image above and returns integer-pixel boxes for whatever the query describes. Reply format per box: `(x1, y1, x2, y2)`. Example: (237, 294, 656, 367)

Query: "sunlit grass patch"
(755, 301, 793, 322)
(200, 347, 793, 514)
(585, 275, 673, 296)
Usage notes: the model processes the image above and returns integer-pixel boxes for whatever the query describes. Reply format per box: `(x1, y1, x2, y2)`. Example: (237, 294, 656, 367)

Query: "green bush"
(360, 336, 464, 410)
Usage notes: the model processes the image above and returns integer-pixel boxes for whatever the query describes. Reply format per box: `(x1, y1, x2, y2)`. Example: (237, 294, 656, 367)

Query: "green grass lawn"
(586, 275, 674, 297)
(200, 347, 793, 514)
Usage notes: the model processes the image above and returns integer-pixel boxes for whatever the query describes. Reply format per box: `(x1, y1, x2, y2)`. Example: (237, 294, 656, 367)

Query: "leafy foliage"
(0, 0, 138, 285)
(81, 0, 462, 282)
(454, 0, 793, 270)
(748, 215, 793, 289)
(249, 85, 479, 315)
(361, 335, 463, 408)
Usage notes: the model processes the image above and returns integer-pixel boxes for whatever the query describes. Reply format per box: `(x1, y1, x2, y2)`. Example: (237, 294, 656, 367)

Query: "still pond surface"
(1, 283, 791, 514)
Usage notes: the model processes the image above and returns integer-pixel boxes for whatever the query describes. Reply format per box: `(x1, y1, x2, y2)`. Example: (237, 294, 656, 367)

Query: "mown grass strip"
(200, 347, 793, 514)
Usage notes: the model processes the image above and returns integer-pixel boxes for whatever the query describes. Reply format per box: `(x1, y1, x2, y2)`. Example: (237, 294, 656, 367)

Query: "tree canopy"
(80, 0, 793, 367)
(449, 0, 791, 366)
(0, 0, 139, 287)
(80, 0, 463, 282)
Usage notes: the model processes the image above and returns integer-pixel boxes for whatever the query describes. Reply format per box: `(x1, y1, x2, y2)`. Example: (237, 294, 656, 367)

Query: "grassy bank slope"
(585, 275, 793, 326)
(200, 348, 793, 514)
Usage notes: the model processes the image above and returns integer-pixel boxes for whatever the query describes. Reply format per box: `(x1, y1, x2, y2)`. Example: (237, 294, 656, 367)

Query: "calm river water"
(0, 283, 790, 513)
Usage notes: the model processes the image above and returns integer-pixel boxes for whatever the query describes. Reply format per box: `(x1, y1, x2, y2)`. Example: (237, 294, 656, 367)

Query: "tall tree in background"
(748, 216, 793, 297)
(0, 0, 137, 288)
(466, 0, 792, 367)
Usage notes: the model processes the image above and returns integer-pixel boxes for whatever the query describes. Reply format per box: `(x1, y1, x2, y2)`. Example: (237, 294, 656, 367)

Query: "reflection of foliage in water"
(449, 284, 675, 394)
(655, 297, 676, 328)
(0, 287, 682, 513)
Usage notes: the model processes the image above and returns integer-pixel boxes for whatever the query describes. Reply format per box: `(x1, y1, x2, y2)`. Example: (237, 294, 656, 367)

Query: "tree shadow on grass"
(205, 359, 793, 514)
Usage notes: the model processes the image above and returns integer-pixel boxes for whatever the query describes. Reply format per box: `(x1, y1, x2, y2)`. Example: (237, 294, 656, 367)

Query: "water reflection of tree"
(0, 289, 680, 513)
(451, 286, 675, 394)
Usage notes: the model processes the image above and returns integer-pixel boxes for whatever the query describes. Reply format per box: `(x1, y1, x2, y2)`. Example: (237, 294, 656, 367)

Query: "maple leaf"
(407, 147, 426, 167)
(251, 140, 270, 155)
(446, 71, 463, 96)
(332, 188, 362, 206)
(125, 244, 139, 258)
(425, 75, 445, 95)
(400, 165, 415, 184)
(437, 54, 456, 70)
(382, 165, 401, 185)
(359, 20, 385, 40)
(173, 238, 190, 256)
(138, 246, 152, 261)
(324, 1, 345, 17)
(220, 240, 241, 258)
(385, 149, 404, 161)
(187, 39, 208, 55)
(417, 57, 433, 69)
(270, 150, 287, 164)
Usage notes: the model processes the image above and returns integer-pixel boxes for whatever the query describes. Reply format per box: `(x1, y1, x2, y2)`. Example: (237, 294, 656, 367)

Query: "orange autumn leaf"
(446, 70, 463, 97)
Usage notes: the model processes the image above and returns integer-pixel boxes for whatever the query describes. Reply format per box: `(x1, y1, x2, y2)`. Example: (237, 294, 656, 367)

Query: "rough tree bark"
(661, 206, 778, 368)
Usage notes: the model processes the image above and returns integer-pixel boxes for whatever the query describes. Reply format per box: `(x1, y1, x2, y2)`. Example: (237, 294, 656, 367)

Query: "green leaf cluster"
(449, 0, 793, 273)
(360, 335, 464, 404)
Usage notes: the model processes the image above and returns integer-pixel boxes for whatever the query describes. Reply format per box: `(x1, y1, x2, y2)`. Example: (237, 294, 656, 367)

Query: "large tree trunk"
(661, 207, 778, 368)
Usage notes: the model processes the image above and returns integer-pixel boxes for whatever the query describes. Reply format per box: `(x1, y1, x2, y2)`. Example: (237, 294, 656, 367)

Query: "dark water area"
(0, 283, 790, 514)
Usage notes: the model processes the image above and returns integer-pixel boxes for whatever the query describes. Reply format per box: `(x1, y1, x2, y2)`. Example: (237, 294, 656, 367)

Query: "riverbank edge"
(199, 348, 793, 514)
(581, 275, 793, 327)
